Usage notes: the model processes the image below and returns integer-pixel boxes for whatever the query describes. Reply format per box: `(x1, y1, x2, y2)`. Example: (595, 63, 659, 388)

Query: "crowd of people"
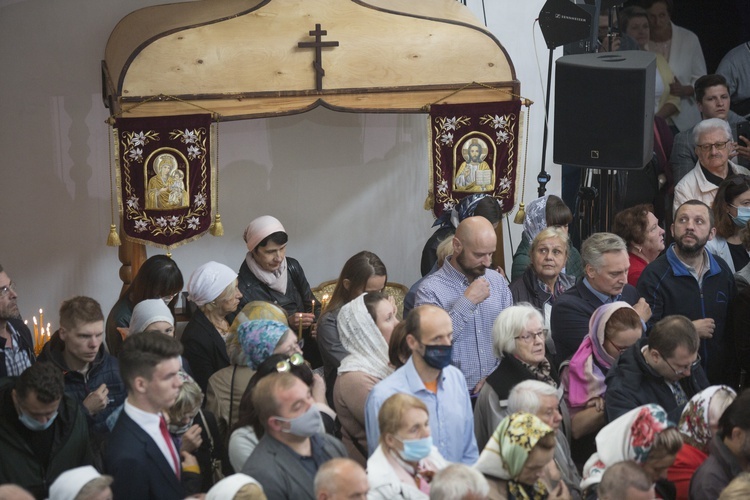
(1, 1, 750, 498)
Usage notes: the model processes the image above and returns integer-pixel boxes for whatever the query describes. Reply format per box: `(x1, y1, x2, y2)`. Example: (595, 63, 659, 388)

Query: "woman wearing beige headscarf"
(233, 215, 322, 366)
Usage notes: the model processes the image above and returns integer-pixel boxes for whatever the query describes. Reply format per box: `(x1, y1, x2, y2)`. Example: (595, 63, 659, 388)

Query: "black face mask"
(420, 343, 453, 370)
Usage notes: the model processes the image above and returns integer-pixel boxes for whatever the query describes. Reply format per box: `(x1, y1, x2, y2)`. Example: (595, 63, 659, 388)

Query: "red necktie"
(159, 416, 181, 478)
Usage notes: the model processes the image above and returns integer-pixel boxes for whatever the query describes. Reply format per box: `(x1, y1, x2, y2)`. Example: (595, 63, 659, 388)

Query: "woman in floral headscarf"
(237, 319, 302, 370)
(333, 292, 397, 465)
(581, 404, 683, 500)
(667, 385, 736, 500)
(474, 412, 567, 499)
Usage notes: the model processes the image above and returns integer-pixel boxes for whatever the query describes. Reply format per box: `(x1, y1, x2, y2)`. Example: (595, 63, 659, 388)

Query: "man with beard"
(414, 216, 512, 395)
(691, 389, 750, 498)
(637, 200, 737, 386)
(364, 305, 478, 464)
(0, 264, 34, 378)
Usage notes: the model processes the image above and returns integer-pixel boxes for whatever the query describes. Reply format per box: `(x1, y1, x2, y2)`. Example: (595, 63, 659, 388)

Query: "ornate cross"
(297, 24, 339, 91)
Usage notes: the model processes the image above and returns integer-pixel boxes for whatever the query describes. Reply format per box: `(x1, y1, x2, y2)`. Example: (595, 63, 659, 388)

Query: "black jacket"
(604, 338, 709, 423)
(181, 308, 230, 394)
(0, 378, 92, 499)
(637, 245, 737, 386)
(509, 266, 576, 312)
(37, 332, 126, 435)
(551, 280, 641, 365)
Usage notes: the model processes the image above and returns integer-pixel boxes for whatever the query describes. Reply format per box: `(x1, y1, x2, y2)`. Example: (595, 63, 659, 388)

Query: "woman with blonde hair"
(367, 393, 448, 499)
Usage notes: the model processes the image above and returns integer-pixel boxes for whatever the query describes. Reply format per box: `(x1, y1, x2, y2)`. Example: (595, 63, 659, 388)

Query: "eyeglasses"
(276, 353, 305, 373)
(514, 330, 545, 344)
(605, 337, 631, 354)
(696, 140, 730, 152)
(0, 282, 16, 297)
(662, 353, 701, 376)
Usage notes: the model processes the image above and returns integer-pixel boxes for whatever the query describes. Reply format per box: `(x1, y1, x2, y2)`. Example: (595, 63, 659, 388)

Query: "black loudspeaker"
(553, 51, 656, 169)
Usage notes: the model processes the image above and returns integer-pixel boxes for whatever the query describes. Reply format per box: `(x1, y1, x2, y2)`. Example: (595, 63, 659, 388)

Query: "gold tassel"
(106, 224, 121, 247)
(210, 213, 224, 237)
(423, 192, 434, 211)
(513, 202, 526, 224)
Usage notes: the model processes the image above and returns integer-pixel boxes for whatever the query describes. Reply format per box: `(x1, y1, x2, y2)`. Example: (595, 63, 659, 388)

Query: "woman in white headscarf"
(182, 261, 243, 393)
(333, 292, 397, 465)
(206, 473, 266, 500)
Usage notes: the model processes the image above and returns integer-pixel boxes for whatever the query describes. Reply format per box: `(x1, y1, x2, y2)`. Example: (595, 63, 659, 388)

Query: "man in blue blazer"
(105, 332, 200, 499)
(551, 233, 651, 364)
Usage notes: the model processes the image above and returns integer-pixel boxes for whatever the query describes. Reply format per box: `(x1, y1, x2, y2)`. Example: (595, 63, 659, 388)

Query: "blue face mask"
(395, 435, 433, 462)
(18, 410, 57, 432)
(730, 206, 750, 228)
(274, 404, 324, 438)
(420, 343, 453, 370)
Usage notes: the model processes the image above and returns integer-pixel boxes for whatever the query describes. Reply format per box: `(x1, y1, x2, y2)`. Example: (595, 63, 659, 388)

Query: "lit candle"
(33, 316, 39, 346)
(322, 293, 330, 310)
(298, 314, 303, 341)
(47, 323, 51, 340)
(311, 299, 316, 314)
(39, 309, 43, 334)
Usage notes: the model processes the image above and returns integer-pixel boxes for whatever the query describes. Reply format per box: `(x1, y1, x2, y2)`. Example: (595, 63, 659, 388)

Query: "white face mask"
(18, 410, 57, 432)
(274, 405, 324, 438)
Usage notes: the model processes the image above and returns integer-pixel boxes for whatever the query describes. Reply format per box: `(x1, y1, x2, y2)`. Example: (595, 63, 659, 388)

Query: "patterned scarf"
(678, 385, 736, 453)
(581, 404, 672, 491)
(474, 412, 553, 498)
(519, 358, 556, 387)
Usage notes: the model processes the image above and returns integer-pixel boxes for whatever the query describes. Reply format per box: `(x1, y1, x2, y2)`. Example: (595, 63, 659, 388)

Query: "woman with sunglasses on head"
(333, 292, 398, 466)
(226, 352, 335, 473)
(561, 302, 643, 465)
(706, 175, 750, 273)
(474, 304, 560, 451)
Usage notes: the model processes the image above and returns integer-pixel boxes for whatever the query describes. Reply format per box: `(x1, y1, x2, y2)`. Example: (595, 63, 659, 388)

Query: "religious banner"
(427, 100, 522, 218)
(115, 113, 216, 249)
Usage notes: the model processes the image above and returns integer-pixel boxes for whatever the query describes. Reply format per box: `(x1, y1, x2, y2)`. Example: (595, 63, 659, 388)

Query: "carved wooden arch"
(103, 0, 518, 284)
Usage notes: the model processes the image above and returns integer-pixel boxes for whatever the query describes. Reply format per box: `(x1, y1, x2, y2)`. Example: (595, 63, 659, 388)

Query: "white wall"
(0, 0, 561, 327)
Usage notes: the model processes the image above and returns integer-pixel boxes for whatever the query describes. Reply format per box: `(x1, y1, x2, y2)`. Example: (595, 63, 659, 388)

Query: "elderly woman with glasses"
(706, 175, 750, 273)
(227, 353, 335, 472)
(474, 304, 559, 451)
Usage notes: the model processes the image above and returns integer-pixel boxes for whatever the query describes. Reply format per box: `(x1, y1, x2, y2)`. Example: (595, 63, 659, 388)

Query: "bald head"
(314, 458, 368, 500)
(453, 216, 496, 279)
(0, 485, 34, 500)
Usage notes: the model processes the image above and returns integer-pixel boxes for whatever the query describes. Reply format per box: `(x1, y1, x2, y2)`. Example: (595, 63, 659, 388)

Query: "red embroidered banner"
(115, 114, 215, 249)
(428, 100, 522, 218)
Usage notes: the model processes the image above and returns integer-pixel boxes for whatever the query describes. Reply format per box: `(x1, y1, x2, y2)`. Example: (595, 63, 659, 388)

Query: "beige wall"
(0, 0, 561, 327)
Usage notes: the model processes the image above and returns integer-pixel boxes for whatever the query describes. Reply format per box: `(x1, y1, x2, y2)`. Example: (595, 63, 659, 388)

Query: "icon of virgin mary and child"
(146, 153, 189, 209)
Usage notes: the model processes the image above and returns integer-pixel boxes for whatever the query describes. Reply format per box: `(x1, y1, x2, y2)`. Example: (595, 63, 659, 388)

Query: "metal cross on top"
(297, 24, 339, 91)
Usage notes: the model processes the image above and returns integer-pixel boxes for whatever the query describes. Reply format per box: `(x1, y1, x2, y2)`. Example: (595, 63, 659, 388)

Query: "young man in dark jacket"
(0, 362, 92, 499)
(37, 296, 126, 435)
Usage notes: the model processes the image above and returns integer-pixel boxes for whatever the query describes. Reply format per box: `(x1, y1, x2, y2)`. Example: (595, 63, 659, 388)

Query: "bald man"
(364, 305, 479, 464)
(314, 458, 368, 500)
(415, 216, 512, 394)
(0, 485, 34, 500)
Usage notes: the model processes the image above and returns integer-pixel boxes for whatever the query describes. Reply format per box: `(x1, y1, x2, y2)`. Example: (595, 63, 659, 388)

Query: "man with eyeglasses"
(605, 315, 708, 423)
(637, 200, 737, 386)
(671, 74, 750, 184)
(0, 264, 35, 378)
(673, 118, 750, 215)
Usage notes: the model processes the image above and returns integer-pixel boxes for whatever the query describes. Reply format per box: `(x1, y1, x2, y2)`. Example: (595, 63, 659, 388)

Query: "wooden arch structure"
(102, 0, 518, 283)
